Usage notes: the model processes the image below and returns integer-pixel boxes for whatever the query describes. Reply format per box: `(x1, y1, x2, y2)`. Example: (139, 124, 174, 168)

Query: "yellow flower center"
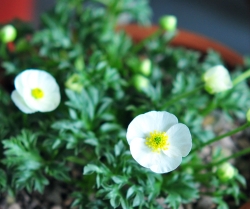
(31, 88, 44, 99)
(145, 131, 169, 152)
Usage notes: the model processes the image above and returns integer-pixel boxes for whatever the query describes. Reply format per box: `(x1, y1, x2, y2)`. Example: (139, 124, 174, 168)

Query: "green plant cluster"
(0, 0, 250, 208)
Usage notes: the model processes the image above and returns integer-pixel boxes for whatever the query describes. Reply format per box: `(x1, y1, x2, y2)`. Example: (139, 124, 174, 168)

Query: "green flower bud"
(132, 75, 150, 92)
(203, 65, 233, 94)
(0, 25, 17, 43)
(65, 74, 83, 93)
(216, 163, 237, 182)
(139, 59, 151, 76)
(159, 15, 177, 31)
(74, 56, 85, 72)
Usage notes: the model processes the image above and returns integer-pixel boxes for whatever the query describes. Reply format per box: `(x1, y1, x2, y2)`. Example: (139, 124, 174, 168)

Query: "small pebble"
(8, 203, 21, 209)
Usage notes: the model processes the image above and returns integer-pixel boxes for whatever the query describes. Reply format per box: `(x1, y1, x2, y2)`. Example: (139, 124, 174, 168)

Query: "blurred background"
(0, 0, 249, 55)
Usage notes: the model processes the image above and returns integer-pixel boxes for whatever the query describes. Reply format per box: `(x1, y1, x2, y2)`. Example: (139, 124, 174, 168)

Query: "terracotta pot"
(117, 24, 243, 67)
(239, 202, 250, 209)
(0, 0, 34, 23)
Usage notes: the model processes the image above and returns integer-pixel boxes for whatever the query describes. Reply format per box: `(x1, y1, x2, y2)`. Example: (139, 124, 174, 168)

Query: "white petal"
(130, 137, 154, 169)
(15, 69, 56, 91)
(35, 91, 61, 112)
(34, 69, 59, 92)
(126, 111, 178, 145)
(129, 137, 182, 173)
(163, 146, 182, 158)
(11, 90, 37, 114)
(203, 65, 232, 94)
(14, 69, 60, 112)
(149, 155, 182, 174)
(167, 123, 192, 157)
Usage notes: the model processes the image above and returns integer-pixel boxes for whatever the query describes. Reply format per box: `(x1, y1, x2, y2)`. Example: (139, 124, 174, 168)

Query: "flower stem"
(161, 84, 204, 110)
(191, 122, 250, 154)
(200, 97, 217, 116)
(0, 44, 7, 59)
(210, 147, 250, 167)
(233, 69, 250, 86)
(66, 156, 86, 165)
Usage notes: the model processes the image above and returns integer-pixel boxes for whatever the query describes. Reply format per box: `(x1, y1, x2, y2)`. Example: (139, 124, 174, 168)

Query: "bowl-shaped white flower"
(203, 65, 233, 94)
(126, 111, 192, 173)
(11, 69, 60, 114)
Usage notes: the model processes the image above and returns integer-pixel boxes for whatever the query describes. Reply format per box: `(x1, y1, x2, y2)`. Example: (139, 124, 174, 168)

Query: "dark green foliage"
(0, 0, 249, 208)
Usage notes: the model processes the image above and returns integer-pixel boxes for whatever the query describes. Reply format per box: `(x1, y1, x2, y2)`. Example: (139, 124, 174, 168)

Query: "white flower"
(11, 69, 60, 114)
(126, 111, 192, 173)
(203, 65, 233, 94)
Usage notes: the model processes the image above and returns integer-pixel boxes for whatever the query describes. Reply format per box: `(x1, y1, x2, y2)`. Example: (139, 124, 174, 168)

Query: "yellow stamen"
(145, 130, 169, 153)
(31, 88, 44, 99)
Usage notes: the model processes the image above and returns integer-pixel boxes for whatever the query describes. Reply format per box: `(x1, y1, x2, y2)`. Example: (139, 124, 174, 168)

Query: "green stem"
(189, 146, 250, 170)
(200, 97, 217, 116)
(66, 156, 86, 165)
(191, 122, 250, 154)
(161, 84, 204, 110)
(0, 43, 7, 58)
(233, 68, 250, 86)
(209, 146, 250, 167)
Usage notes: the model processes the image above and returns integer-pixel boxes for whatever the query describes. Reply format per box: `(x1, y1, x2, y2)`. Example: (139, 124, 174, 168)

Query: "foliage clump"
(0, 0, 250, 208)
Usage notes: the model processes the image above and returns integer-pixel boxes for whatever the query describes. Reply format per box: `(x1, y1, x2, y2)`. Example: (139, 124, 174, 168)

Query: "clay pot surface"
(117, 24, 243, 67)
(0, 0, 33, 23)
(239, 202, 250, 209)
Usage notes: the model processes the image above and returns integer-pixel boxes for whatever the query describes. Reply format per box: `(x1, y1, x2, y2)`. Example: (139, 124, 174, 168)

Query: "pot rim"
(117, 24, 244, 67)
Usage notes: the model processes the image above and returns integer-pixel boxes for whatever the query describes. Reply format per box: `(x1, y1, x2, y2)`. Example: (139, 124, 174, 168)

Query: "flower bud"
(159, 15, 177, 31)
(132, 75, 150, 92)
(203, 65, 233, 94)
(139, 59, 151, 76)
(74, 56, 85, 72)
(0, 25, 17, 43)
(65, 74, 83, 93)
(216, 163, 237, 182)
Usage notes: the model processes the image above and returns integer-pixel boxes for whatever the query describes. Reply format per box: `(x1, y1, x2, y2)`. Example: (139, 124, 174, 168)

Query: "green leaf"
(126, 185, 136, 199)
(212, 197, 229, 209)
(83, 164, 102, 175)
(100, 123, 121, 133)
(0, 169, 7, 191)
(111, 175, 128, 185)
(114, 140, 125, 156)
(83, 163, 110, 175)
(165, 173, 199, 208)
(165, 193, 182, 209)
(132, 192, 142, 207)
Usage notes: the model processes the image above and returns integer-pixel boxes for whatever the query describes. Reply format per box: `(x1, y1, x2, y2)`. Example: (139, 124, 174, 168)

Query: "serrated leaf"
(165, 173, 199, 208)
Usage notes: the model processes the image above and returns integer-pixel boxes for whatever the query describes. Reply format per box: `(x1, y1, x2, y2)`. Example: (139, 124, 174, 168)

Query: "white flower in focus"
(126, 111, 192, 173)
(11, 69, 60, 114)
(203, 65, 233, 94)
